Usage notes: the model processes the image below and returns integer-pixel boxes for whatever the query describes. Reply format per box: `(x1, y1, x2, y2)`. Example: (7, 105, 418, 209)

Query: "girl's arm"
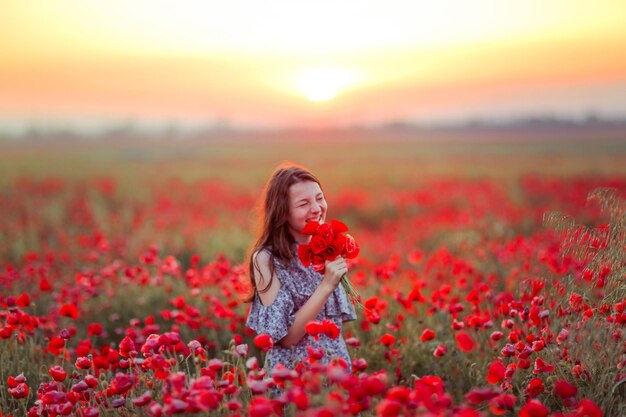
(253, 250, 347, 348)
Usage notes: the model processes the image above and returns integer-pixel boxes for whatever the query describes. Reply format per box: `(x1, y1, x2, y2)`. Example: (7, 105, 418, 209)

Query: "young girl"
(245, 163, 356, 372)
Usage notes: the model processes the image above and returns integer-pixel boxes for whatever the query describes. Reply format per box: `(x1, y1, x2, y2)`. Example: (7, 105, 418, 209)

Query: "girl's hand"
(321, 256, 347, 292)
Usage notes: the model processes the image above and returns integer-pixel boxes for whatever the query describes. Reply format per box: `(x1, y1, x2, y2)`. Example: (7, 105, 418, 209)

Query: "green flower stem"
(340, 274, 369, 312)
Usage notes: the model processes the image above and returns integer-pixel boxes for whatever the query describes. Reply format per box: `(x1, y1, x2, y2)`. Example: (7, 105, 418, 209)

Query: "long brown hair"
(243, 162, 322, 302)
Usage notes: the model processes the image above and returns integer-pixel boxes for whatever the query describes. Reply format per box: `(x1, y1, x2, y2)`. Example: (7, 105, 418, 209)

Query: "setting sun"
(294, 68, 358, 102)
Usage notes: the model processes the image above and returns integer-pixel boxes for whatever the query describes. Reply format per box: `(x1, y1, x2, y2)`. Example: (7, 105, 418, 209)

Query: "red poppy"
(375, 399, 402, 417)
(524, 378, 544, 398)
(433, 344, 447, 357)
(16, 293, 31, 307)
(344, 234, 360, 258)
(248, 397, 275, 417)
(8, 383, 29, 399)
(519, 400, 548, 417)
(553, 379, 578, 399)
(49, 365, 67, 382)
(381, 333, 396, 347)
(490, 331, 503, 341)
(407, 249, 423, 265)
(569, 293, 583, 309)
(7, 373, 25, 388)
(322, 320, 340, 339)
(75, 357, 92, 370)
(253, 333, 274, 351)
(488, 393, 517, 415)
(455, 332, 475, 352)
(420, 329, 435, 342)
(59, 304, 78, 320)
(305, 321, 324, 338)
(576, 399, 602, 417)
(119, 336, 137, 358)
(486, 361, 506, 384)
(345, 337, 361, 347)
(352, 358, 368, 371)
(147, 402, 163, 417)
(80, 406, 100, 417)
(39, 278, 52, 291)
(290, 388, 310, 411)
(87, 323, 103, 336)
(465, 387, 500, 404)
(533, 357, 555, 374)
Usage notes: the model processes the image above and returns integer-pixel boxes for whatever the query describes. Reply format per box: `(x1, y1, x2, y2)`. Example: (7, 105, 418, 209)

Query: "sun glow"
(294, 68, 358, 102)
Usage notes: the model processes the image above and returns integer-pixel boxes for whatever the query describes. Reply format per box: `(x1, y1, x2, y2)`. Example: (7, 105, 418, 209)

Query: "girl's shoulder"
(252, 247, 272, 266)
(254, 246, 295, 270)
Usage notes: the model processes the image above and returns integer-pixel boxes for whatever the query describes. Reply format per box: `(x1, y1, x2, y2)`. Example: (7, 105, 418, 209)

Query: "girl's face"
(287, 180, 327, 243)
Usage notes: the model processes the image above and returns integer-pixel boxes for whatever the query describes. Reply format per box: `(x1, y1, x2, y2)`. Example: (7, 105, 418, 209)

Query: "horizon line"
(2, 111, 626, 138)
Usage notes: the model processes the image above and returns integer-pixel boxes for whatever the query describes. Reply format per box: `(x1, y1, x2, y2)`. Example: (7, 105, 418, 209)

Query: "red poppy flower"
(119, 336, 137, 358)
(518, 358, 531, 369)
(253, 333, 274, 351)
(364, 296, 379, 309)
(519, 400, 548, 417)
(455, 332, 475, 352)
(322, 320, 340, 339)
(345, 337, 361, 347)
(147, 402, 163, 417)
(305, 321, 324, 338)
(576, 399, 602, 417)
(569, 293, 583, 309)
(488, 393, 517, 415)
(407, 249, 423, 264)
(375, 399, 402, 417)
(307, 345, 324, 359)
(39, 278, 52, 291)
(290, 388, 310, 410)
(248, 397, 275, 417)
(486, 361, 506, 384)
(524, 378, 544, 398)
(533, 357, 555, 374)
(7, 373, 25, 388)
(465, 387, 499, 404)
(433, 344, 447, 357)
(381, 333, 396, 347)
(352, 358, 368, 371)
(75, 357, 92, 370)
(59, 304, 78, 320)
(344, 234, 360, 258)
(49, 366, 67, 382)
(16, 293, 31, 307)
(490, 331, 503, 341)
(87, 323, 103, 336)
(8, 383, 29, 399)
(420, 329, 435, 342)
(553, 379, 578, 399)
(80, 406, 100, 417)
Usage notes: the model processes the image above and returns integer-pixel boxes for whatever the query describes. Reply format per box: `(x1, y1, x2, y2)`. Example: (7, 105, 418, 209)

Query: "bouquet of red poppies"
(297, 219, 364, 309)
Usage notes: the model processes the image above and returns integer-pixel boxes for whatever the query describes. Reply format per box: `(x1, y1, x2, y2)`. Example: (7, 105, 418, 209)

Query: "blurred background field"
(1, 128, 625, 263)
(2, 129, 626, 185)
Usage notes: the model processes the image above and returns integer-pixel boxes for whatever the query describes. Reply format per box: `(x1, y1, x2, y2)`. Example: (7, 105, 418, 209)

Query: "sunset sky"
(1, 0, 626, 130)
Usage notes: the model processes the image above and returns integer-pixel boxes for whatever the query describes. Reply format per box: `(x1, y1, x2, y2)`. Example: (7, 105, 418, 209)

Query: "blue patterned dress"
(246, 246, 357, 371)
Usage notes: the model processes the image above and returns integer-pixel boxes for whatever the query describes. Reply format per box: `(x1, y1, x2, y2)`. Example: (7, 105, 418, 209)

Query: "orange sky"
(1, 0, 626, 129)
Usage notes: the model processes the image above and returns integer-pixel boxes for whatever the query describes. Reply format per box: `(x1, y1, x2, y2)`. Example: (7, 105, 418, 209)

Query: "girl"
(245, 162, 356, 372)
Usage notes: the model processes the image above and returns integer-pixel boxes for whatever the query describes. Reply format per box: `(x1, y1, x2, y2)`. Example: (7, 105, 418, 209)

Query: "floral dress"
(246, 246, 357, 371)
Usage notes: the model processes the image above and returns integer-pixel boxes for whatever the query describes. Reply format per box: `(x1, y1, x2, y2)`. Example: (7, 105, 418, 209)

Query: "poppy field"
(1, 136, 625, 417)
